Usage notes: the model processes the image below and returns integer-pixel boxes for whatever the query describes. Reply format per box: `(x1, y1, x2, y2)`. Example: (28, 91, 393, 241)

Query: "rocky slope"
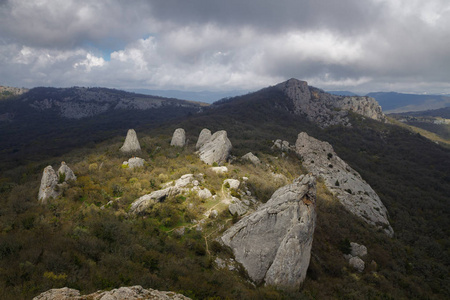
(221, 174, 316, 288)
(276, 78, 386, 127)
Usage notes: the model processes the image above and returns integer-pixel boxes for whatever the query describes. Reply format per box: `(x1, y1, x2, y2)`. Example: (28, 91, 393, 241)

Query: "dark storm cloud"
(0, 0, 449, 94)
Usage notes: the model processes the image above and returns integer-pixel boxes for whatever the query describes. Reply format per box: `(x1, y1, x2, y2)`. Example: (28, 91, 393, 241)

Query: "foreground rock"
(170, 128, 186, 147)
(33, 285, 191, 300)
(221, 174, 316, 288)
(38, 162, 76, 204)
(198, 130, 232, 165)
(295, 132, 393, 236)
(120, 129, 141, 153)
(276, 78, 386, 128)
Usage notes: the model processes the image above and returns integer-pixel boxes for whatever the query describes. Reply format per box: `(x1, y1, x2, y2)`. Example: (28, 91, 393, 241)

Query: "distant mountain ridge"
(367, 91, 450, 113)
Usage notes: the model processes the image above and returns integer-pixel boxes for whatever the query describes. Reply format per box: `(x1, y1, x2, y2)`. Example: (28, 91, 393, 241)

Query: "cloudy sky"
(1, 0, 449, 94)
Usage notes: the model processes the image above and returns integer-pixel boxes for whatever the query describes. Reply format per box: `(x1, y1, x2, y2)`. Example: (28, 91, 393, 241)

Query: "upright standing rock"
(120, 129, 141, 153)
(38, 166, 60, 204)
(198, 130, 232, 165)
(38, 162, 76, 204)
(170, 128, 186, 147)
(221, 174, 316, 288)
(196, 128, 212, 150)
(57, 161, 76, 181)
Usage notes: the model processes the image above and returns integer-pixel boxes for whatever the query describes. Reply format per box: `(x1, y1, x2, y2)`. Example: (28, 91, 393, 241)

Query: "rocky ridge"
(295, 132, 393, 236)
(221, 174, 316, 288)
(276, 78, 386, 127)
(33, 285, 191, 300)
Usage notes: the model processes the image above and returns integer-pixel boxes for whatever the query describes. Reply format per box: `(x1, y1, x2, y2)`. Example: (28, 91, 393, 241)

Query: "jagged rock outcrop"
(122, 157, 145, 169)
(130, 174, 207, 214)
(221, 174, 316, 288)
(276, 78, 386, 128)
(120, 129, 141, 153)
(38, 162, 76, 204)
(170, 128, 186, 147)
(295, 132, 393, 236)
(242, 152, 261, 164)
(33, 285, 192, 300)
(198, 130, 232, 165)
(196, 128, 212, 150)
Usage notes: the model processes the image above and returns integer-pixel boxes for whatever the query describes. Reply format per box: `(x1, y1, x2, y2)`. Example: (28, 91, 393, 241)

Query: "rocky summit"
(197, 130, 232, 165)
(276, 78, 386, 127)
(295, 132, 393, 236)
(221, 174, 316, 288)
(120, 129, 141, 153)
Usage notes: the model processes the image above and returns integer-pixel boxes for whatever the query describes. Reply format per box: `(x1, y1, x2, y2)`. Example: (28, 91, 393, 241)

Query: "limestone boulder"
(196, 128, 212, 150)
(224, 179, 240, 190)
(57, 161, 76, 181)
(295, 132, 393, 236)
(171, 128, 186, 147)
(39, 162, 76, 204)
(210, 166, 228, 174)
(33, 285, 192, 300)
(197, 188, 212, 199)
(350, 242, 368, 257)
(123, 157, 145, 169)
(221, 174, 316, 288)
(242, 152, 261, 164)
(349, 256, 365, 273)
(198, 130, 232, 165)
(228, 197, 248, 216)
(120, 129, 141, 153)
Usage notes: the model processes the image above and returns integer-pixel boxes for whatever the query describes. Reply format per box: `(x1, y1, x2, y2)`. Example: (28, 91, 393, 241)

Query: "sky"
(0, 0, 449, 95)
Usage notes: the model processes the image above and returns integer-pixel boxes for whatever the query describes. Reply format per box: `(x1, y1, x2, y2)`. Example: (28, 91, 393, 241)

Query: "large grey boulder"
(38, 162, 76, 204)
(196, 128, 212, 150)
(123, 157, 145, 169)
(120, 129, 141, 153)
(349, 256, 365, 273)
(221, 174, 316, 288)
(242, 152, 261, 165)
(33, 285, 192, 300)
(170, 128, 186, 147)
(295, 132, 394, 236)
(198, 130, 232, 165)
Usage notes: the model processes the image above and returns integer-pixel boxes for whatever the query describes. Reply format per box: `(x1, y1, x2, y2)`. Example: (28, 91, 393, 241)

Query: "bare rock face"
(39, 162, 76, 204)
(295, 132, 393, 236)
(221, 174, 316, 288)
(170, 128, 186, 147)
(198, 130, 232, 165)
(276, 78, 386, 128)
(33, 285, 192, 300)
(196, 128, 212, 150)
(120, 129, 141, 153)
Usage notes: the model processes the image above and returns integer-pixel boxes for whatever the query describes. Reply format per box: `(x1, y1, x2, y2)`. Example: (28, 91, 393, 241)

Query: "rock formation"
(33, 285, 191, 300)
(38, 162, 76, 204)
(272, 139, 291, 152)
(295, 132, 393, 236)
(344, 242, 368, 272)
(221, 174, 316, 288)
(122, 157, 145, 169)
(197, 130, 232, 165)
(276, 78, 386, 128)
(242, 152, 261, 164)
(196, 128, 212, 150)
(170, 128, 186, 147)
(120, 129, 141, 153)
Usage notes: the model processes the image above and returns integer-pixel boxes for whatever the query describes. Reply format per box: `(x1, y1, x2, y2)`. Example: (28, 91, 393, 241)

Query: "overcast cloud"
(0, 0, 449, 94)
